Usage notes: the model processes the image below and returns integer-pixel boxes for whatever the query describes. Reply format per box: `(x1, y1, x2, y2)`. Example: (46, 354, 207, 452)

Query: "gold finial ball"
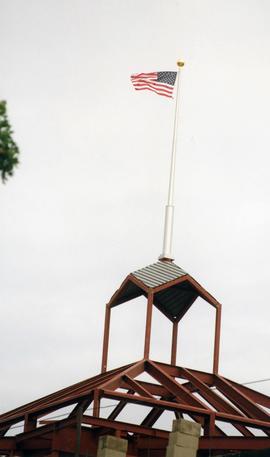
(177, 60, 185, 67)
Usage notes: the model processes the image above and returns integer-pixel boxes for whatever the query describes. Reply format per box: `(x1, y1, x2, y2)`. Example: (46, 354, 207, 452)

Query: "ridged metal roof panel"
(131, 261, 187, 288)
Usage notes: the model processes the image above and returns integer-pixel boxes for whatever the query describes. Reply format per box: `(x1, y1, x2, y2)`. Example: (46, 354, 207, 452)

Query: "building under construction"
(1, 63, 269, 456)
(0, 259, 269, 456)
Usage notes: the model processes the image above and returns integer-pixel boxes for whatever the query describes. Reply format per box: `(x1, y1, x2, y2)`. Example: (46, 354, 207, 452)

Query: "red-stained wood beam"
(82, 414, 169, 439)
(101, 389, 270, 430)
(215, 375, 270, 421)
(0, 364, 132, 428)
(141, 394, 175, 428)
(170, 321, 178, 366)
(145, 361, 209, 410)
(24, 414, 37, 433)
(4, 366, 133, 428)
(199, 436, 270, 450)
(102, 389, 210, 417)
(93, 389, 100, 418)
(100, 360, 145, 391)
(15, 417, 77, 442)
(213, 305, 221, 374)
(152, 275, 221, 309)
(75, 405, 83, 457)
(152, 361, 215, 385)
(52, 427, 97, 456)
(144, 362, 224, 435)
(122, 376, 153, 398)
(0, 437, 15, 451)
(0, 371, 101, 420)
(228, 379, 270, 409)
(140, 396, 208, 435)
(136, 436, 168, 450)
(107, 390, 134, 421)
(68, 397, 93, 418)
(108, 275, 149, 309)
(180, 367, 254, 437)
(144, 293, 153, 359)
(141, 406, 165, 428)
(186, 277, 220, 308)
(19, 437, 51, 450)
(214, 411, 270, 429)
(120, 379, 168, 397)
(101, 304, 111, 373)
(203, 412, 217, 436)
(128, 275, 150, 295)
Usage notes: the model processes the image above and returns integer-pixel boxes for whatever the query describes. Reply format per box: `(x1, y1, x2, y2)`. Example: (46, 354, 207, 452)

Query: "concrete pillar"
(97, 435, 128, 457)
(166, 419, 201, 457)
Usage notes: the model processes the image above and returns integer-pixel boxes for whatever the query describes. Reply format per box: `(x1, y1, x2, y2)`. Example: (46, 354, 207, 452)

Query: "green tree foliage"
(0, 101, 19, 183)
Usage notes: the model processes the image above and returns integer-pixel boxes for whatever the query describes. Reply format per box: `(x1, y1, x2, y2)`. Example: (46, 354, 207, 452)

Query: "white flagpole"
(159, 60, 184, 261)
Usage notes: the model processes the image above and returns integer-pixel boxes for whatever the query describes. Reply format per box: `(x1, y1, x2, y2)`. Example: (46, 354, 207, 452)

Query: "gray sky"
(0, 0, 270, 415)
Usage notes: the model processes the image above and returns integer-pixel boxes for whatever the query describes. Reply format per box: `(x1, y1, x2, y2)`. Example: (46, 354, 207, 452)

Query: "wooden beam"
(213, 305, 221, 374)
(170, 321, 178, 365)
(101, 305, 111, 373)
(144, 293, 153, 358)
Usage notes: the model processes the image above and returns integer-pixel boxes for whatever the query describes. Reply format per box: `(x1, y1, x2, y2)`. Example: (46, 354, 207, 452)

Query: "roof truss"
(1, 359, 269, 455)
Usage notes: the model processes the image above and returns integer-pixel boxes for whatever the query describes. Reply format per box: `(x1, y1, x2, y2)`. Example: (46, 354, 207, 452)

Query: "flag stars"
(157, 72, 177, 86)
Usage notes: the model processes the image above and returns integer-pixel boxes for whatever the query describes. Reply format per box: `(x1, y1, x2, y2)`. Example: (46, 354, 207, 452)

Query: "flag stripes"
(131, 72, 177, 98)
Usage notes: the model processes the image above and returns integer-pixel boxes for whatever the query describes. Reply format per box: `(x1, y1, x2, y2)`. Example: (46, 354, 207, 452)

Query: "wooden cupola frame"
(101, 260, 222, 374)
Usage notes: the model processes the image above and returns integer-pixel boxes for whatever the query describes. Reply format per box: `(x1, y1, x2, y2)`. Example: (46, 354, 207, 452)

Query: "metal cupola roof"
(132, 260, 187, 287)
(108, 260, 220, 323)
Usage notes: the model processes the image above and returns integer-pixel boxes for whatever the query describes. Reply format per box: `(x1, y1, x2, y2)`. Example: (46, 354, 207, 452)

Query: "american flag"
(130, 71, 177, 98)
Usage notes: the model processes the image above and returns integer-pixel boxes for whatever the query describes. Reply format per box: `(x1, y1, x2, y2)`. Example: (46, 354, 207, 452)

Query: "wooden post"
(24, 413, 37, 432)
(74, 405, 83, 457)
(213, 305, 222, 374)
(144, 293, 153, 359)
(204, 412, 216, 437)
(51, 432, 59, 457)
(101, 304, 111, 373)
(171, 321, 178, 365)
(93, 389, 100, 418)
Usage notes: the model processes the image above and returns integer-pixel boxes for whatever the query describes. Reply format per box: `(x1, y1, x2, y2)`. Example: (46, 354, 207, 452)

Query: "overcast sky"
(0, 0, 270, 415)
